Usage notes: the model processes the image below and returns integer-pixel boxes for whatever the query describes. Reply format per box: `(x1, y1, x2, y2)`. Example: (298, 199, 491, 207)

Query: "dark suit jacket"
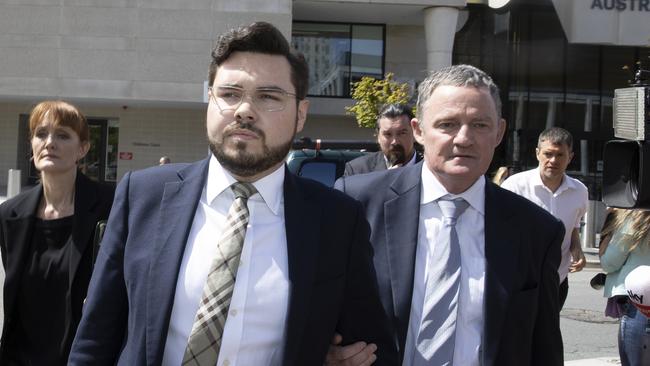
(68, 157, 397, 366)
(344, 150, 423, 177)
(0, 172, 114, 363)
(335, 162, 564, 366)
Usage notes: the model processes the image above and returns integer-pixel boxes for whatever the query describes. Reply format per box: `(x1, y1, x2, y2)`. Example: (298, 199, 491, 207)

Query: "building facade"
(0, 0, 649, 200)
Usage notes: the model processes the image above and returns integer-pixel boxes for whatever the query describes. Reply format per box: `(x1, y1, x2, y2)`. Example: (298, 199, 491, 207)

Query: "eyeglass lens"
(213, 86, 290, 112)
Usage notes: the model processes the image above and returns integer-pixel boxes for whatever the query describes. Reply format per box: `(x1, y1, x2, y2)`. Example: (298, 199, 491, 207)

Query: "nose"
(453, 124, 472, 146)
(44, 133, 56, 147)
(234, 95, 257, 123)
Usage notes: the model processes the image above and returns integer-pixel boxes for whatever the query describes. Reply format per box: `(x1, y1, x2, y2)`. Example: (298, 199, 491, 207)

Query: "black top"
(5, 215, 74, 366)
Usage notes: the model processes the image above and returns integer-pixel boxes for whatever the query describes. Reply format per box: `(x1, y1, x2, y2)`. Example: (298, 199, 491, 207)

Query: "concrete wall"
(105, 105, 207, 176)
(299, 114, 375, 141)
(0, 0, 292, 104)
(0, 1, 430, 190)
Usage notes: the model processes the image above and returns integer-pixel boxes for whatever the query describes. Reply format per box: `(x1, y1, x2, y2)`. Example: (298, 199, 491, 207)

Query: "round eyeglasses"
(208, 86, 298, 112)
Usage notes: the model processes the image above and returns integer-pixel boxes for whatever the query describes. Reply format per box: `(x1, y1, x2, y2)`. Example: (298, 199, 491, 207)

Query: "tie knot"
(231, 182, 257, 200)
(438, 197, 469, 225)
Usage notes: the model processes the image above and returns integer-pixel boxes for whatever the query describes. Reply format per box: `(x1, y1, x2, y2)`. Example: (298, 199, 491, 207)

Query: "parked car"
(287, 138, 378, 186)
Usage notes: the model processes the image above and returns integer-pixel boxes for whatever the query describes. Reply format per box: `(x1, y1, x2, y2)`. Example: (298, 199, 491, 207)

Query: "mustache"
(223, 121, 265, 139)
(388, 144, 405, 153)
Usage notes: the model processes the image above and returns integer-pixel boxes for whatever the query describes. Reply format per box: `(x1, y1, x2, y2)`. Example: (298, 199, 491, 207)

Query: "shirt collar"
(206, 154, 285, 215)
(420, 164, 485, 215)
(382, 149, 418, 168)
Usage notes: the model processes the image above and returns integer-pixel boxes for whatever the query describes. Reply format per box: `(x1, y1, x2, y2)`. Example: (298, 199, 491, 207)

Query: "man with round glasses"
(70, 21, 396, 366)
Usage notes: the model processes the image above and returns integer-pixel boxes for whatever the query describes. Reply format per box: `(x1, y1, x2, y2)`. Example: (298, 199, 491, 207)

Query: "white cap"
(624, 265, 650, 317)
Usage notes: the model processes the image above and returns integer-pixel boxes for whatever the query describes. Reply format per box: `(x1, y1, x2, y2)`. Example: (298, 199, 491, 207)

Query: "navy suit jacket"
(335, 162, 564, 366)
(343, 150, 423, 177)
(69, 158, 397, 366)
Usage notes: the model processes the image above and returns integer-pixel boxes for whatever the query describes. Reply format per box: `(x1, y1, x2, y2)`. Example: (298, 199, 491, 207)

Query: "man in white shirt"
(333, 65, 564, 366)
(501, 127, 588, 309)
(344, 103, 422, 176)
(69, 21, 396, 366)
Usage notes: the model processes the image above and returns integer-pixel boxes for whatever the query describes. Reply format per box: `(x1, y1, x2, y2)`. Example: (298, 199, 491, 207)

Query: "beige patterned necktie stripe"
(182, 182, 257, 365)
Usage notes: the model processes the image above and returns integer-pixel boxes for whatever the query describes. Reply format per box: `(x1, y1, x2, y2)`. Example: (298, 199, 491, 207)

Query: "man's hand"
(569, 247, 586, 272)
(569, 228, 586, 272)
(324, 333, 377, 366)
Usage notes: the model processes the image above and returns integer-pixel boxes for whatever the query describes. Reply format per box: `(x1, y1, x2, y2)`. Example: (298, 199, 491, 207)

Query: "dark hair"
(29, 100, 89, 143)
(208, 21, 309, 100)
(416, 64, 502, 120)
(375, 103, 414, 130)
(538, 127, 573, 151)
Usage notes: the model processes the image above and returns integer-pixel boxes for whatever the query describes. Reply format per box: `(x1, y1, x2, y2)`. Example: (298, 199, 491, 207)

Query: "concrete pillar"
(423, 6, 460, 72)
(583, 200, 607, 249)
(581, 97, 593, 177)
(545, 95, 556, 129)
(513, 94, 525, 164)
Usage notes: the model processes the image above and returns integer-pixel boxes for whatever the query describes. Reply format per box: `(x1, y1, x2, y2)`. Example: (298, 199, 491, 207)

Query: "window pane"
(299, 162, 337, 186)
(292, 23, 351, 97)
(350, 25, 383, 82)
(292, 22, 384, 97)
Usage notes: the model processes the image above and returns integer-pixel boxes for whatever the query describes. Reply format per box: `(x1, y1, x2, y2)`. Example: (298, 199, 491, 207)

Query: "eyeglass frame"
(207, 85, 299, 112)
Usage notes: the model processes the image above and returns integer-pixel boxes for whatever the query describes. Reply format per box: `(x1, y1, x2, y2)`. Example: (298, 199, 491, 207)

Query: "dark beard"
(385, 145, 407, 167)
(209, 121, 295, 177)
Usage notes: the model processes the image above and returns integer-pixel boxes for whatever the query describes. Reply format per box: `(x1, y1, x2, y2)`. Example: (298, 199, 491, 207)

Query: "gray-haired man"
(329, 65, 564, 366)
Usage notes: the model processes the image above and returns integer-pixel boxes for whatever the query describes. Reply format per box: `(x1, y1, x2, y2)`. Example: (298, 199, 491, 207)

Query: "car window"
(299, 161, 338, 186)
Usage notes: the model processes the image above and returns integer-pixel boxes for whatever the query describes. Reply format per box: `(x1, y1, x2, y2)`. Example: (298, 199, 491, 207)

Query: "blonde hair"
(601, 209, 650, 252)
(492, 166, 510, 186)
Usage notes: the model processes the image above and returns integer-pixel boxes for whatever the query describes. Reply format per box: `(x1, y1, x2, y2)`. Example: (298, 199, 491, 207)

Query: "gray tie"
(414, 197, 469, 366)
(182, 182, 257, 365)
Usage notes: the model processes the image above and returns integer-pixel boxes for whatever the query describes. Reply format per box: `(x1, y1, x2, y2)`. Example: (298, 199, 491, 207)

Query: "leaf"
(346, 73, 413, 128)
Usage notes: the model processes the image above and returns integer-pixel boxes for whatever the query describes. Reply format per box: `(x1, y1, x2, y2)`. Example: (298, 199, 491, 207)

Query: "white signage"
(590, 0, 650, 11)
(551, 0, 650, 46)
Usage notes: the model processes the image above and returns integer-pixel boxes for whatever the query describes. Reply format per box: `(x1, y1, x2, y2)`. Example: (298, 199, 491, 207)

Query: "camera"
(602, 69, 650, 208)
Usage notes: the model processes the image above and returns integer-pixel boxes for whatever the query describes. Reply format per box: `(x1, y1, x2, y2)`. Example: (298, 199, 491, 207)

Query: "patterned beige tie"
(182, 182, 257, 365)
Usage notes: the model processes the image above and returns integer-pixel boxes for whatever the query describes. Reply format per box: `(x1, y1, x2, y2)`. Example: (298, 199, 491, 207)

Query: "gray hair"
(416, 64, 502, 121)
(538, 127, 573, 151)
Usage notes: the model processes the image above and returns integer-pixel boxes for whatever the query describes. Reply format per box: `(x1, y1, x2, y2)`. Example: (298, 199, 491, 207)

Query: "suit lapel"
(146, 158, 209, 365)
(282, 170, 321, 366)
(482, 183, 519, 366)
(69, 173, 99, 289)
(3, 186, 42, 318)
(384, 163, 421, 351)
(372, 151, 388, 171)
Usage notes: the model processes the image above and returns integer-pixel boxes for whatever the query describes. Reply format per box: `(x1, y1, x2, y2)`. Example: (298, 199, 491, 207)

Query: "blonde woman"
(0, 101, 114, 365)
(600, 209, 650, 366)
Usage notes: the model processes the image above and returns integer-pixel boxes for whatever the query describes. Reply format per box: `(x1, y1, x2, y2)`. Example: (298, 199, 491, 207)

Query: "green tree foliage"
(346, 73, 412, 128)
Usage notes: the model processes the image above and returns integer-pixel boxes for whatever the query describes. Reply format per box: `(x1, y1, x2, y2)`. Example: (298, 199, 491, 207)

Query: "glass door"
(82, 119, 119, 184)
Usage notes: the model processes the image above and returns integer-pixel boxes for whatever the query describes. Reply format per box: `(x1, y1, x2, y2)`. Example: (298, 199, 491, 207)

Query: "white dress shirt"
(162, 155, 290, 366)
(501, 168, 588, 282)
(403, 166, 486, 366)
